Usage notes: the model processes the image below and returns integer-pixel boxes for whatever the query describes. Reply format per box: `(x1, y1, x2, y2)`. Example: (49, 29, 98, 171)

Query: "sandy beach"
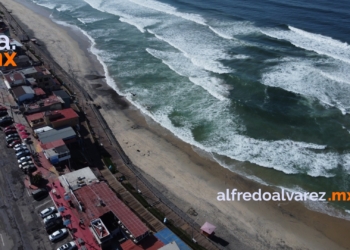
(3, 0, 350, 249)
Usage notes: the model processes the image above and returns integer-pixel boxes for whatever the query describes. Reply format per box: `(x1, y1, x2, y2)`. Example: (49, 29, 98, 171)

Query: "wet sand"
(3, 0, 350, 249)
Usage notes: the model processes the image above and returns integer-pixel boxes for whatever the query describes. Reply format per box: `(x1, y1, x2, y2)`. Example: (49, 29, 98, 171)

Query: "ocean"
(28, 0, 350, 216)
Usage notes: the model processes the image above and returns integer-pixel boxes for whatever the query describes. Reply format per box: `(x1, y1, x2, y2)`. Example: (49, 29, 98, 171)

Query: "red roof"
(34, 88, 45, 96)
(41, 139, 65, 150)
(13, 72, 24, 81)
(25, 108, 78, 123)
(26, 112, 44, 122)
(121, 240, 143, 250)
(74, 182, 149, 238)
(121, 236, 165, 250)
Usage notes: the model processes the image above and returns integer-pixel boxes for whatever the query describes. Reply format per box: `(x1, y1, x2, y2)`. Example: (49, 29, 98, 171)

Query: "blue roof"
(155, 228, 191, 250)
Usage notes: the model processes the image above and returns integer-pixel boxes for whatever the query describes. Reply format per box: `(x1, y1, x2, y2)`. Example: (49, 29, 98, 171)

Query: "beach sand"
(3, 0, 350, 249)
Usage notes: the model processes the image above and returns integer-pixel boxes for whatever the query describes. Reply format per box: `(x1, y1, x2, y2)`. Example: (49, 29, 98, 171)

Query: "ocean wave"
(208, 21, 260, 40)
(208, 26, 233, 40)
(77, 17, 107, 24)
(261, 58, 350, 114)
(119, 17, 145, 33)
(125, 0, 207, 26)
(260, 25, 350, 64)
(145, 48, 229, 101)
(147, 28, 233, 74)
(56, 4, 72, 12)
(32, 0, 57, 10)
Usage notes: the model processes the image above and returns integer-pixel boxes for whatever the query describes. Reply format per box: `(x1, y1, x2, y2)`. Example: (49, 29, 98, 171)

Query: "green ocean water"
(30, 0, 350, 217)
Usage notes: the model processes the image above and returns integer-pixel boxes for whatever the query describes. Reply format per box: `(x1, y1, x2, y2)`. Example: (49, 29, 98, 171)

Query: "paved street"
(0, 132, 74, 250)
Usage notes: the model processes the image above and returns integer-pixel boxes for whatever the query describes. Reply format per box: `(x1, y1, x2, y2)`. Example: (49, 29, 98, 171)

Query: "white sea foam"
(125, 0, 207, 26)
(208, 21, 260, 39)
(209, 26, 233, 40)
(231, 54, 250, 60)
(32, 0, 57, 10)
(56, 4, 71, 12)
(77, 17, 107, 24)
(147, 28, 233, 74)
(119, 17, 145, 33)
(261, 58, 350, 114)
(145, 48, 229, 101)
(261, 26, 350, 64)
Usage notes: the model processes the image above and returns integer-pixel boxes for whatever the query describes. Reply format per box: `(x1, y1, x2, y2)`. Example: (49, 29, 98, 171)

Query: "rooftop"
(12, 85, 35, 98)
(120, 236, 165, 250)
(4, 72, 25, 83)
(53, 90, 70, 99)
(34, 88, 45, 96)
(58, 167, 98, 191)
(158, 242, 180, 250)
(90, 218, 110, 242)
(38, 127, 76, 144)
(44, 144, 69, 158)
(34, 126, 53, 135)
(155, 229, 191, 250)
(74, 182, 149, 239)
(20, 67, 38, 76)
(41, 139, 65, 150)
(26, 95, 64, 110)
(26, 108, 77, 124)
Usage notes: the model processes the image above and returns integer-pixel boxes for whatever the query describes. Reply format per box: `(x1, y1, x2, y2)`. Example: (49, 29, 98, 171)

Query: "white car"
(43, 213, 61, 224)
(40, 206, 56, 218)
(19, 161, 34, 168)
(14, 146, 27, 153)
(48, 228, 68, 242)
(18, 156, 32, 164)
(14, 143, 27, 150)
(57, 241, 77, 250)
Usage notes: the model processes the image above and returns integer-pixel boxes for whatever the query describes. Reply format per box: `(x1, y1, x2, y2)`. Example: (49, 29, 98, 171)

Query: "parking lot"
(0, 116, 75, 250)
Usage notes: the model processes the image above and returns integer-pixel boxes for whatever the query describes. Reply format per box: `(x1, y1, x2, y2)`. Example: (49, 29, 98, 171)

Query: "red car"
(4, 125, 15, 130)
(8, 140, 21, 148)
(4, 127, 17, 132)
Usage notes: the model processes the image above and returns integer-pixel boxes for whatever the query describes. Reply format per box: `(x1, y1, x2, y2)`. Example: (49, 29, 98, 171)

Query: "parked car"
(16, 150, 30, 159)
(4, 126, 16, 132)
(18, 156, 32, 164)
(4, 129, 17, 136)
(0, 116, 13, 125)
(6, 135, 20, 141)
(14, 143, 27, 150)
(57, 241, 77, 250)
(40, 207, 57, 218)
(48, 228, 68, 242)
(14, 146, 28, 153)
(0, 111, 8, 117)
(4, 124, 14, 130)
(32, 188, 48, 201)
(46, 220, 64, 234)
(6, 137, 20, 144)
(43, 213, 61, 225)
(19, 160, 33, 168)
(6, 133, 19, 139)
(7, 140, 21, 148)
(22, 164, 36, 173)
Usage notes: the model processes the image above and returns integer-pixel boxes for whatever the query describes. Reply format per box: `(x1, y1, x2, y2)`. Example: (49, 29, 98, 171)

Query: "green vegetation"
(30, 171, 43, 185)
(103, 157, 118, 174)
(122, 182, 149, 207)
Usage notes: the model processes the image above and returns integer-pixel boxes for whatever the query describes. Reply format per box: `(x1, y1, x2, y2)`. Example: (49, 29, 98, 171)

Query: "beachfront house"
(11, 85, 35, 104)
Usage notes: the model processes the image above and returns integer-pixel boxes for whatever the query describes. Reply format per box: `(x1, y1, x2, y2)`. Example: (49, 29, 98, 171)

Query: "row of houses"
(1, 24, 185, 250)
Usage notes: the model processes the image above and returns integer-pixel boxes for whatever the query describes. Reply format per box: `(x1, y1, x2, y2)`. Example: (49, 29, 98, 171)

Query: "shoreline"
(4, 0, 350, 249)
